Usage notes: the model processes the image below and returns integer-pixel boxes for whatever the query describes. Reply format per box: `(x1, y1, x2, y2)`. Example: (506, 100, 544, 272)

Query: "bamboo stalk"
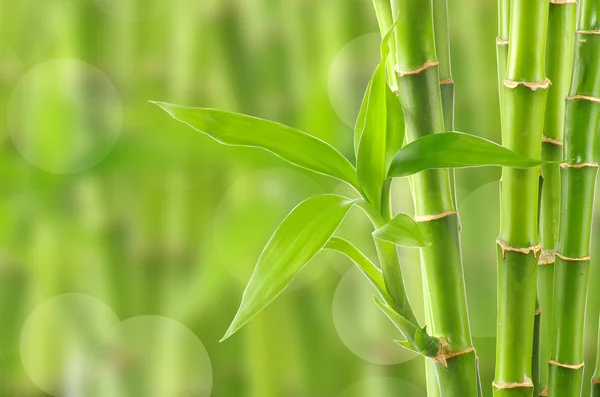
(383, 0, 478, 394)
(548, 0, 600, 394)
(426, 1, 458, 395)
(538, 1, 577, 394)
(494, 0, 550, 395)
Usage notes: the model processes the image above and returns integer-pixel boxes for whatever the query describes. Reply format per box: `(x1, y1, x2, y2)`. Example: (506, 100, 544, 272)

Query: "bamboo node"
(414, 210, 457, 223)
(555, 252, 591, 262)
(540, 386, 548, 396)
(566, 94, 600, 103)
(432, 339, 475, 368)
(440, 78, 454, 86)
(496, 238, 542, 259)
(390, 85, 399, 94)
(395, 60, 439, 77)
(504, 78, 552, 91)
(549, 360, 584, 370)
(550, 0, 577, 4)
(576, 30, 600, 35)
(493, 375, 534, 390)
(559, 162, 599, 169)
(535, 308, 542, 316)
(542, 135, 563, 147)
(496, 37, 509, 45)
(538, 249, 556, 265)
(593, 378, 600, 385)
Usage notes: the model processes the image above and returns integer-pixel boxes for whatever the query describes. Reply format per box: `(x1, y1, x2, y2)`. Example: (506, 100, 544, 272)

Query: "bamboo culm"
(383, 0, 478, 395)
(494, 0, 550, 396)
(548, 0, 600, 394)
(538, 1, 577, 395)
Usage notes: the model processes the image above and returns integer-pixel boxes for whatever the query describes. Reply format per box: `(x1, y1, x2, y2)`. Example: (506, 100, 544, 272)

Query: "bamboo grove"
(154, 0, 600, 395)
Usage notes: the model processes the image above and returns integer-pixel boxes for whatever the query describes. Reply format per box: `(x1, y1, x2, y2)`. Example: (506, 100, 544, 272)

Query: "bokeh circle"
(8, 59, 122, 174)
(20, 294, 120, 396)
(332, 266, 418, 365)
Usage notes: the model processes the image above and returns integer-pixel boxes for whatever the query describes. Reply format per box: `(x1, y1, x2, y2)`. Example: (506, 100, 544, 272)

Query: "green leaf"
(355, 22, 397, 207)
(221, 195, 355, 341)
(152, 102, 359, 188)
(373, 213, 430, 247)
(387, 131, 545, 178)
(374, 296, 440, 358)
(385, 87, 405, 167)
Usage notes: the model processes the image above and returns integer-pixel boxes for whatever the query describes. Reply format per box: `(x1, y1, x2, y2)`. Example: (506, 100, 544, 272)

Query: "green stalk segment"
(539, 0, 577, 394)
(387, 0, 478, 395)
(548, 0, 600, 394)
(494, 0, 550, 395)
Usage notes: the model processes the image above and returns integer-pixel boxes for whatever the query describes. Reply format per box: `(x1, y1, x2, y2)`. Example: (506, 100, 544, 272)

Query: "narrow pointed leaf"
(355, 23, 397, 206)
(222, 195, 355, 341)
(385, 87, 405, 167)
(152, 102, 359, 188)
(388, 131, 545, 178)
(373, 213, 430, 247)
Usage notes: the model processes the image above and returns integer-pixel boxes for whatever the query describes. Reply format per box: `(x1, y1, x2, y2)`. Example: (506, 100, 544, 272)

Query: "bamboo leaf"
(373, 213, 430, 247)
(221, 195, 355, 341)
(374, 295, 440, 357)
(386, 87, 405, 167)
(355, 23, 397, 207)
(388, 132, 545, 178)
(152, 102, 359, 188)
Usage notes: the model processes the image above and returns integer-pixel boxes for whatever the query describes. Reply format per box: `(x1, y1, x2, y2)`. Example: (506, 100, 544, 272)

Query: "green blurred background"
(0, 0, 599, 396)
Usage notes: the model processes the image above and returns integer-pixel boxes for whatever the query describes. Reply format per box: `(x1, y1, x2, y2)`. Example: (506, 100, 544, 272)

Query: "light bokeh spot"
(328, 33, 381, 128)
(20, 294, 120, 396)
(84, 315, 212, 397)
(8, 59, 122, 174)
(332, 267, 418, 365)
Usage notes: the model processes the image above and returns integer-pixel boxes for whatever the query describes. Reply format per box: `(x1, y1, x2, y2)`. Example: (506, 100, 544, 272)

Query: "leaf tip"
(149, 100, 177, 118)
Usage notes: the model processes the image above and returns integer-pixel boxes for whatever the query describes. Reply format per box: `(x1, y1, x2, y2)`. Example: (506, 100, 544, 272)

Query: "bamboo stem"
(538, 0, 577, 394)
(548, 0, 600, 394)
(386, 0, 477, 394)
(426, 1, 460, 395)
(494, 0, 550, 395)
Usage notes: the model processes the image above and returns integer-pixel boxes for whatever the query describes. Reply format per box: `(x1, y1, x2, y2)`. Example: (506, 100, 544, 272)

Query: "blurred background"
(0, 0, 599, 396)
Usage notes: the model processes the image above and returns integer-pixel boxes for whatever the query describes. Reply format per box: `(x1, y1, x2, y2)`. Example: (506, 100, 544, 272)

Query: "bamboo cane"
(548, 0, 600, 394)
(376, 0, 479, 394)
(494, 0, 550, 395)
(538, 1, 577, 395)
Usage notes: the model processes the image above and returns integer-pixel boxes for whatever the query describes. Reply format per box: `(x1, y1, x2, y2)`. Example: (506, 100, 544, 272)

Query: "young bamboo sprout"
(494, 0, 550, 396)
(538, 0, 577, 394)
(154, 1, 546, 394)
(548, 0, 600, 394)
